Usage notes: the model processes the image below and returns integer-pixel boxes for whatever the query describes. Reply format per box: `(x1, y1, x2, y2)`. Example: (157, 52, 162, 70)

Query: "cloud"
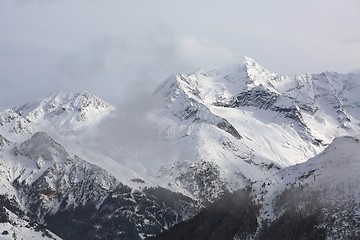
(175, 36, 237, 67)
(54, 33, 185, 106)
(2, 31, 226, 110)
(339, 35, 360, 45)
(56, 37, 122, 86)
(53, 32, 237, 108)
(1, 0, 360, 110)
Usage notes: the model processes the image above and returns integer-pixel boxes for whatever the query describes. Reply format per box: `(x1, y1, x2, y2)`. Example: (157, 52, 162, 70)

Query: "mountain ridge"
(0, 57, 359, 239)
(147, 135, 360, 240)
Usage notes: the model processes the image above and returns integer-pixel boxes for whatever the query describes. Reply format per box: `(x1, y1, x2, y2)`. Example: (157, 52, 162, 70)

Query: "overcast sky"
(0, 0, 359, 109)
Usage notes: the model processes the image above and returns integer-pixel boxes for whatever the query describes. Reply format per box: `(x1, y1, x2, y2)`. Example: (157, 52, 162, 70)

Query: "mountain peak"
(15, 91, 114, 128)
(311, 136, 360, 166)
(42, 90, 113, 112)
(241, 55, 260, 66)
(0, 91, 115, 140)
(17, 132, 69, 164)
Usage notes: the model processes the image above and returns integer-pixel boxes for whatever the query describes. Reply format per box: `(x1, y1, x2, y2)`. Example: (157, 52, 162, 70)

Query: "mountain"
(0, 91, 113, 138)
(0, 132, 198, 240)
(147, 136, 360, 240)
(0, 92, 198, 239)
(146, 56, 360, 201)
(253, 135, 360, 239)
(0, 56, 359, 239)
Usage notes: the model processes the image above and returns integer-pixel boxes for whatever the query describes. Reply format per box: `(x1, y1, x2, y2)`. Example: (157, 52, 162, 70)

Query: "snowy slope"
(0, 205, 61, 240)
(0, 135, 14, 197)
(252, 136, 360, 239)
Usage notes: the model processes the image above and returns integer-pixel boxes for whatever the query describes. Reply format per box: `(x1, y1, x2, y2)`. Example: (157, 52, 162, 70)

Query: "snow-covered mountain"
(146, 135, 360, 240)
(0, 91, 113, 141)
(252, 135, 360, 239)
(0, 56, 359, 239)
(0, 132, 197, 240)
(145, 56, 360, 201)
(0, 92, 197, 239)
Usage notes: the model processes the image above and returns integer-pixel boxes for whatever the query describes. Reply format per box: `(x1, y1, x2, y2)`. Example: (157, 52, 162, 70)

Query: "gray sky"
(1, 0, 359, 109)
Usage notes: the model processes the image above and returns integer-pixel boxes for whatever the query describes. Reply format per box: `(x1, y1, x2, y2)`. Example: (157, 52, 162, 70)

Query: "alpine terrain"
(0, 56, 359, 239)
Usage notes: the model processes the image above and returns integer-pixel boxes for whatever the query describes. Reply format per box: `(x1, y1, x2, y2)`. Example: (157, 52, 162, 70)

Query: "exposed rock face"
(0, 135, 11, 149)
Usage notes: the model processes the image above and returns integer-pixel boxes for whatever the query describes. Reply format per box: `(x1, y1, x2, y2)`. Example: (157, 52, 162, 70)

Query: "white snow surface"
(0, 207, 61, 240)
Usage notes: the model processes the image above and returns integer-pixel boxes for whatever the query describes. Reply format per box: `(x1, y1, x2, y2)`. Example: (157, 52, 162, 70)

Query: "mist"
(1, 0, 359, 110)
